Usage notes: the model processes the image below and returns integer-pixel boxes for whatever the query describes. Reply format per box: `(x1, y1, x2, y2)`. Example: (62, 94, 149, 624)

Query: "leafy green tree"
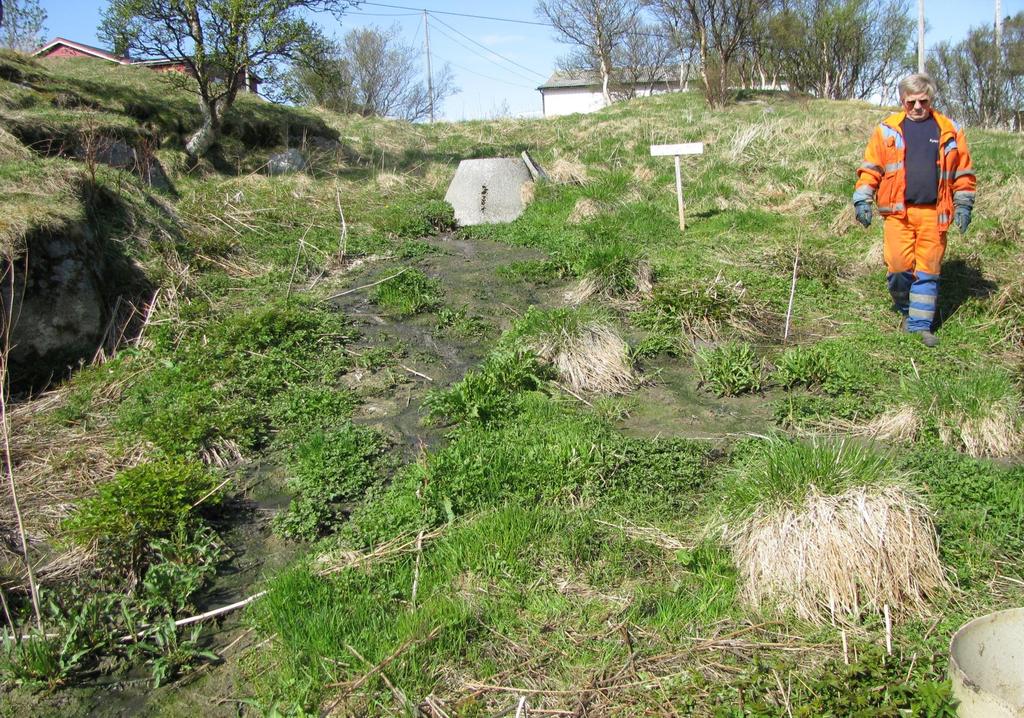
(766, 0, 912, 101)
(99, 0, 358, 160)
(0, 0, 47, 53)
(929, 12, 1024, 129)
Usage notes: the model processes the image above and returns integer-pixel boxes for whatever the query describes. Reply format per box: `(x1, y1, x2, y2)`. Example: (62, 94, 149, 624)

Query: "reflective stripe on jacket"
(852, 109, 976, 231)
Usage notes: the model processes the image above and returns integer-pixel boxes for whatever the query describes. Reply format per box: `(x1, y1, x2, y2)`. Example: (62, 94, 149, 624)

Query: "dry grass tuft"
(632, 165, 655, 183)
(829, 203, 860, 237)
(520, 179, 535, 206)
(947, 402, 1023, 459)
(532, 322, 638, 395)
(549, 158, 588, 185)
(775, 191, 833, 216)
(0, 126, 30, 161)
(855, 239, 885, 273)
(991, 275, 1024, 349)
(729, 485, 948, 624)
(375, 172, 407, 194)
(567, 197, 603, 224)
(565, 259, 653, 306)
(837, 406, 922, 443)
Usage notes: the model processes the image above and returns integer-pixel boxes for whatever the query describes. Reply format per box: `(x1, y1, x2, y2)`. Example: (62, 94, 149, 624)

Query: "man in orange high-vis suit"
(852, 73, 976, 348)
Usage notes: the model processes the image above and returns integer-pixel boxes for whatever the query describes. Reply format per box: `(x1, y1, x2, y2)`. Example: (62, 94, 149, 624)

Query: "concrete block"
(444, 158, 532, 226)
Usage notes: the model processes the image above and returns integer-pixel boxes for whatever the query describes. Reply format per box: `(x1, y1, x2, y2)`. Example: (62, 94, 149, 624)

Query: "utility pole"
(918, 0, 926, 73)
(995, 0, 1003, 50)
(423, 10, 435, 123)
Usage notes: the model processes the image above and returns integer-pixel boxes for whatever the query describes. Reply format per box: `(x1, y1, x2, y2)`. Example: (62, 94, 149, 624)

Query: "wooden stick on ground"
(119, 591, 267, 642)
(783, 242, 801, 343)
(323, 268, 410, 302)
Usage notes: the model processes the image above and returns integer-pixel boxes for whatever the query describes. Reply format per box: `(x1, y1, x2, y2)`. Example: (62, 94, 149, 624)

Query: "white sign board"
(649, 142, 705, 231)
(649, 142, 704, 157)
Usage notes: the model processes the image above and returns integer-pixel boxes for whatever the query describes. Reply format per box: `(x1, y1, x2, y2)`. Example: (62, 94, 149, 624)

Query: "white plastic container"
(950, 607, 1024, 717)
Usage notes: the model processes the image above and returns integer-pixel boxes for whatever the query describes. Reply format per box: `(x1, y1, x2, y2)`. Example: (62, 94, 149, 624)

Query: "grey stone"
(267, 148, 309, 175)
(444, 158, 533, 226)
(521, 150, 549, 182)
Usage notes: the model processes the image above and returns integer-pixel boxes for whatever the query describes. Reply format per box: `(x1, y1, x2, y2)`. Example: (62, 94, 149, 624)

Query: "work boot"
(899, 316, 908, 333)
(918, 330, 939, 348)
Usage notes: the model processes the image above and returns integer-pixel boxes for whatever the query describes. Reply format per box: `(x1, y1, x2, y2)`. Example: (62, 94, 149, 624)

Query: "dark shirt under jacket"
(901, 115, 940, 206)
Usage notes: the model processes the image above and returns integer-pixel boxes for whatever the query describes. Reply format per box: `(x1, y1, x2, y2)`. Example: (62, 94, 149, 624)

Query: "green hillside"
(1, 51, 1022, 716)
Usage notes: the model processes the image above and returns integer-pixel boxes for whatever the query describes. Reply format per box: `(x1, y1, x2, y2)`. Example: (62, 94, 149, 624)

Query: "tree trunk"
(186, 98, 222, 159)
(600, 56, 612, 106)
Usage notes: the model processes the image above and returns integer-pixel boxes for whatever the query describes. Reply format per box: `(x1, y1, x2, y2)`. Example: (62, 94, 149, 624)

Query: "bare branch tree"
(99, 0, 359, 160)
(285, 25, 457, 121)
(648, 0, 767, 107)
(0, 0, 47, 53)
(767, 0, 912, 100)
(613, 22, 679, 98)
(929, 12, 1024, 129)
(537, 0, 640, 105)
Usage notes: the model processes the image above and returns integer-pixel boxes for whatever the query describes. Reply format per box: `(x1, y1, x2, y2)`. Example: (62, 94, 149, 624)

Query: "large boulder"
(444, 158, 533, 226)
(74, 138, 174, 193)
(267, 148, 310, 175)
(2, 221, 150, 392)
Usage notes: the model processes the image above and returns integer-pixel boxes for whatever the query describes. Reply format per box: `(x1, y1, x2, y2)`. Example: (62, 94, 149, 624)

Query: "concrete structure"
(537, 69, 692, 118)
(33, 38, 259, 94)
(444, 158, 533, 226)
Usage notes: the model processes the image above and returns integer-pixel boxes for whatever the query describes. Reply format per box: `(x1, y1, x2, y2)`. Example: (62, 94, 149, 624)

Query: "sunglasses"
(903, 98, 931, 107)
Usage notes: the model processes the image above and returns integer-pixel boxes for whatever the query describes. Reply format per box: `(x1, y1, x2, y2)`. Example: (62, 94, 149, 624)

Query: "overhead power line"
(429, 14, 547, 79)
(427, 21, 545, 84)
(432, 52, 538, 90)
(360, 1, 553, 27)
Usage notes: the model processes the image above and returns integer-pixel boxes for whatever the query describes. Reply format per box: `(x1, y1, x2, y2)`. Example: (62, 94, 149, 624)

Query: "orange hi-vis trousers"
(883, 205, 947, 333)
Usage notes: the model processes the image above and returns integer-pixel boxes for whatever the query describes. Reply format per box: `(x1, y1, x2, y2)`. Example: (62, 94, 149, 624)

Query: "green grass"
(371, 268, 443, 316)
(695, 342, 769, 396)
(4, 54, 1024, 715)
(718, 438, 897, 515)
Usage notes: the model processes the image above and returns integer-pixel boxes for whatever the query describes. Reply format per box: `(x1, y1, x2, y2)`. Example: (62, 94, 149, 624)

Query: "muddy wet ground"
(21, 234, 782, 716)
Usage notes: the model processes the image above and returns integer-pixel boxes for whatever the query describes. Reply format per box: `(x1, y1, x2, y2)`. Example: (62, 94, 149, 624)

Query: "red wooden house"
(33, 38, 259, 94)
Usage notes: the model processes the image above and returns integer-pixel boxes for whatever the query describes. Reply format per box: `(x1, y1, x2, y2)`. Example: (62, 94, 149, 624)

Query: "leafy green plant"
(140, 526, 223, 615)
(897, 444, 1024, 585)
(435, 306, 488, 338)
(274, 423, 391, 540)
(0, 629, 91, 690)
(63, 460, 222, 569)
(496, 259, 570, 285)
(424, 347, 549, 426)
(695, 342, 768, 396)
(634, 277, 770, 342)
(774, 341, 877, 396)
(131, 618, 218, 687)
(371, 269, 442, 316)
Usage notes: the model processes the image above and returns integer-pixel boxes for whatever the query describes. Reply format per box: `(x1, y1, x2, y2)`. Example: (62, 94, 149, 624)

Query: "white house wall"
(542, 88, 608, 118)
(541, 85, 684, 118)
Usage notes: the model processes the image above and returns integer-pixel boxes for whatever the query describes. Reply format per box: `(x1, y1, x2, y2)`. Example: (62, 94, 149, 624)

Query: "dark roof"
(33, 37, 131, 64)
(537, 67, 692, 91)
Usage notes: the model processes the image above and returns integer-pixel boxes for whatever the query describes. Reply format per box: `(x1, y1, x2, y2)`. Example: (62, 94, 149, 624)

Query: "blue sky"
(35, 0, 1024, 120)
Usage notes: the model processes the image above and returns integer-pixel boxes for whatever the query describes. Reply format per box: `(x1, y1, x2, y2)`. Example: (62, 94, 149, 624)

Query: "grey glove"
(854, 201, 872, 228)
(954, 204, 972, 234)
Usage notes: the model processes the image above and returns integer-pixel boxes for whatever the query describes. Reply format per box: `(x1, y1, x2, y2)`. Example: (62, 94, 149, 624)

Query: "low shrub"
(63, 460, 222, 569)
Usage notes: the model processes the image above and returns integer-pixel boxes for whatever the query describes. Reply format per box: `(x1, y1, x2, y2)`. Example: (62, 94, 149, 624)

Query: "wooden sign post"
(650, 142, 704, 231)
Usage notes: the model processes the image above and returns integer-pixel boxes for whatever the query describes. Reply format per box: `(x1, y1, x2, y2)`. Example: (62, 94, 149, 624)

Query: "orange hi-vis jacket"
(853, 109, 976, 231)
